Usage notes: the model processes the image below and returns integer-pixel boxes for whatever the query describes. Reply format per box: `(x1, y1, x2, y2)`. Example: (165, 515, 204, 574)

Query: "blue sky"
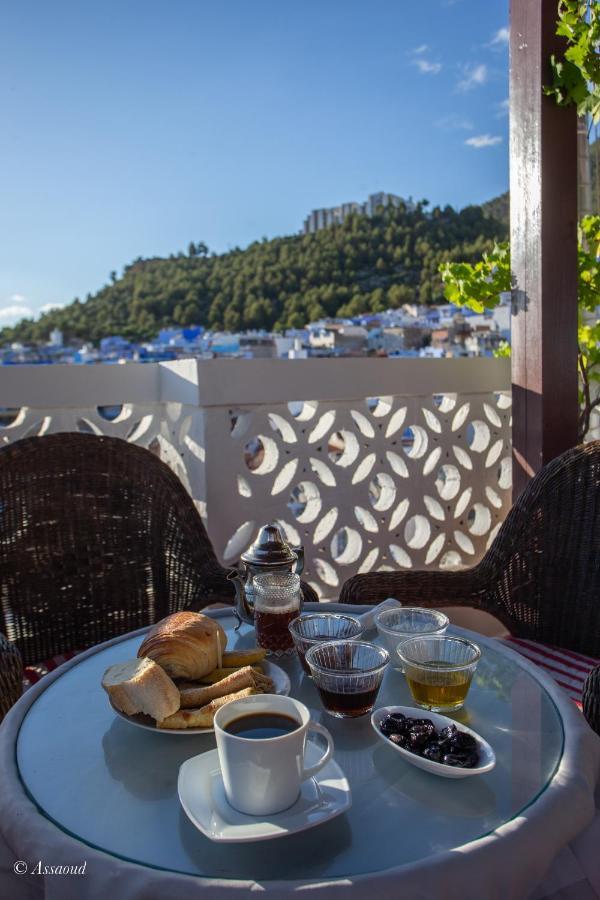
(0, 0, 508, 325)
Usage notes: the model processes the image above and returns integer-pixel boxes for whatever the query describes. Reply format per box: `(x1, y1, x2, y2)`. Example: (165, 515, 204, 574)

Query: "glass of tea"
(253, 572, 302, 656)
(374, 607, 449, 671)
(397, 635, 481, 712)
(288, 614, 363, 674)
(305, 640, 389, 718)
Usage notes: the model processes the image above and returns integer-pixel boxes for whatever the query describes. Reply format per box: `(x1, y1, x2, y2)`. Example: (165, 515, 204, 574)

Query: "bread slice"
(158, 687, 256, 729)
(102, 657, 180, 722)
(179, 666, 274, 708)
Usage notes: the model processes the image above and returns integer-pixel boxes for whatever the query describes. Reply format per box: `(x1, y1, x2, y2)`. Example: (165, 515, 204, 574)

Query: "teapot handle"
(293, 546, 305, 577)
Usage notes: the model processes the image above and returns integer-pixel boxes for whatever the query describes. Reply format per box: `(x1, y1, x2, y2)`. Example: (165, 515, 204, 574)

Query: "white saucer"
(178, 744, 351, 842)
(110, 660, 291, 735)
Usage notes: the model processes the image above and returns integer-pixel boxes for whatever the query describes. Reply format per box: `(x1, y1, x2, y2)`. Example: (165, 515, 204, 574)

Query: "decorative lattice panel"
(0, 366, 514, 598)
(202, 391, 513, 598)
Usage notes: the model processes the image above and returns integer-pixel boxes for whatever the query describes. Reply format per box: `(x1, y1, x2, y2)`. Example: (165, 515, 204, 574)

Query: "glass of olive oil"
(397, 635, 481, 712)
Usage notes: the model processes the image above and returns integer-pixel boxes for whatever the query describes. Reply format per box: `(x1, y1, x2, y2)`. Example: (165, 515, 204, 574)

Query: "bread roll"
(137, 611, 227, 680)
(102, 658, 180, 722)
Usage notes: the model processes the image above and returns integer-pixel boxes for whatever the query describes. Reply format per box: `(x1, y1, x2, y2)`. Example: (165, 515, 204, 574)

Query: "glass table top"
(16, 613, 564, 881)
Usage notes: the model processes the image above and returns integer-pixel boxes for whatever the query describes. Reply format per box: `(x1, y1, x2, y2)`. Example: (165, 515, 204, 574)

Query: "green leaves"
(439, 243, 511, 313)
(439, 215, 600, 438)
(544, 1, 600, 121)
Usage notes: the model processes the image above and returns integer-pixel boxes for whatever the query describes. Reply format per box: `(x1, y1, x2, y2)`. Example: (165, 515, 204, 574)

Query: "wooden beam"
(510, 0, 579, 497)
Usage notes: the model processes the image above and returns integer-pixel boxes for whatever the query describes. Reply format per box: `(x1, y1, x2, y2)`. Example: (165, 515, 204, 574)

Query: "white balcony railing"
(0, 357, 512, 597)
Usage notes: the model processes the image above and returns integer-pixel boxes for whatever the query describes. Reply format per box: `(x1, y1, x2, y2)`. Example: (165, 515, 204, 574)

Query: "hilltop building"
(303, 192, 407, 234)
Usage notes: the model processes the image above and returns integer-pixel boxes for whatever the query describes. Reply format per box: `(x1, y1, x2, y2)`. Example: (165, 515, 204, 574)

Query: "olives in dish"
(378, 713, 480, 768)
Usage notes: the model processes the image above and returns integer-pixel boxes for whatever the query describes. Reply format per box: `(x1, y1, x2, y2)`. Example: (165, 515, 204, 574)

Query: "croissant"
(138, 611, 227, 680)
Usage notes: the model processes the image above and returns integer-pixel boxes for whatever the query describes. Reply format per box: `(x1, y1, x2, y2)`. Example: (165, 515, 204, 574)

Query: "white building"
(303, 192, 404, 234)
(287, 338, 308, 359)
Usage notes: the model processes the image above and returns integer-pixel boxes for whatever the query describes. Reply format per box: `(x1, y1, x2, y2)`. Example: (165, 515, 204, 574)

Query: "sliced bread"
(102, 657, 180, 722)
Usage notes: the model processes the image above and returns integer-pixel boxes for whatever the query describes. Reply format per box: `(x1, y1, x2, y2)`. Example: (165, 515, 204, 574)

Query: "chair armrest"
(339, 568, 485, 608)
(583, 666, 600, 737)
(300, 581, 320, 604)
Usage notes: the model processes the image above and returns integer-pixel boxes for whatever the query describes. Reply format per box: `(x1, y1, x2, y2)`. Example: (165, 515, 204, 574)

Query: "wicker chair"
(0, 634, 23, 723)
(0, 433, 317, 676)
(340, 441, 600, 734)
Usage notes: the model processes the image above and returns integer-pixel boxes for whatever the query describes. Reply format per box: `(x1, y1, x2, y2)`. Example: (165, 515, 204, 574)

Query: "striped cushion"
(501, 636, 599, 706)
(23, 650, 82, 689)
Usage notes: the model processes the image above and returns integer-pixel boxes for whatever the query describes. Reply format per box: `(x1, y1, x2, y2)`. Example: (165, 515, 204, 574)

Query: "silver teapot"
(228, 523, 304, 626)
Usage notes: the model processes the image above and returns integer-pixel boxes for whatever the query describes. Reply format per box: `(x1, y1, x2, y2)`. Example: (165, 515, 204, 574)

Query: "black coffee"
(224, 712, 301, 739)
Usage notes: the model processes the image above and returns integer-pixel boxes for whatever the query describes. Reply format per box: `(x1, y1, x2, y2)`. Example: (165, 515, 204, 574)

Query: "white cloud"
(465, 134, 502, 149)
(496, 98, 510, 117)
(489, 27, 509, 47)
(0, 305, 34, 322)
(414, 58, 442, 75)
(457, 63, 488, 91)
(410, 45, 441, 74)
(39, 303, 64, 314)
(435, 114, 473, 131)
(10, 293, 27, 304)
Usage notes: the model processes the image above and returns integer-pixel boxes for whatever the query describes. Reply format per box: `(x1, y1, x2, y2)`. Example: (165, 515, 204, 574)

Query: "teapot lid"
(241, 523, 298, 566)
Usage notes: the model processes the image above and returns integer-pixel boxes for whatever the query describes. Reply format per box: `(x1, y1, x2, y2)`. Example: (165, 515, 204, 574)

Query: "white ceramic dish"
(371, 705, 496, 779)
(178, 745, 351, 842)
(109, 660, 291, 735)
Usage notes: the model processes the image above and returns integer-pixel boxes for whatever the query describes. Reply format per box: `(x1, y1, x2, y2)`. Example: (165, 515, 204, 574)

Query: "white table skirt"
(1, 607, 599, 900)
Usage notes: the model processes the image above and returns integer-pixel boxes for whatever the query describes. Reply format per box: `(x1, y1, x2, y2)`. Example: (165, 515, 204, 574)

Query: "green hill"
(0, 199, 508, 346)
(481, 192, 509, 227)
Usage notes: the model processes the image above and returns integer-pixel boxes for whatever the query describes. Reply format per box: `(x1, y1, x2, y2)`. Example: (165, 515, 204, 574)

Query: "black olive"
(389, 713, 407, 726)
(439, 724, 458, 742)
(379, 719, 396, 737)
(442, 750, 479, 768)
(408, 721, 437, 740)
(422, 743, 443, 762)
(451, 732, 477, 752)
(411, 718, 436, 732)
(380, 714, 409, 737)
(407, 730, 431, 752)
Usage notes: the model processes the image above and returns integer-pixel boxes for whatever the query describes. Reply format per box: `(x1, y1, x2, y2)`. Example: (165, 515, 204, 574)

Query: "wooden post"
(510, 0, 579, 497)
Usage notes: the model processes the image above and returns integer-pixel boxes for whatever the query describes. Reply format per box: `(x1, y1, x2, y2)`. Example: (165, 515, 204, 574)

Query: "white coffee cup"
(214, 693, 334, 816)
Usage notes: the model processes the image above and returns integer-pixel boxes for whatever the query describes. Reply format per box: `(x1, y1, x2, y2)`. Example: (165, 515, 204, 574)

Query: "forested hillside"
(1, 199, 507, 345)
(481, 192, 509, 227)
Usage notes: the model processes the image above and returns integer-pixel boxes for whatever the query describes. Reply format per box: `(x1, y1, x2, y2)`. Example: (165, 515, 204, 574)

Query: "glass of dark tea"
(288, 614, 363, 674)
(397, 635, 481, 712)
(305, 640, 389, 718)
(253, 572, 302, 656)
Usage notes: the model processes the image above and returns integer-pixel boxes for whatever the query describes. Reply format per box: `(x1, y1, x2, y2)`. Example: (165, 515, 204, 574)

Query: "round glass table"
(2, 604, 599, 899)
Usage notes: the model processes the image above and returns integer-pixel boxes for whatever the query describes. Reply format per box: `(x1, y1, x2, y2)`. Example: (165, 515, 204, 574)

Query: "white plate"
(371, 705, 496, 779)
(178, 745, 351, 842)
(109, 660, 291, 735)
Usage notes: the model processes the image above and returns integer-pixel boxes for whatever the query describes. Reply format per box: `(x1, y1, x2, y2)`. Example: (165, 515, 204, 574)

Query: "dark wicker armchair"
(0, 433, 236, 669)
(0, 634, 23, 723)
(0, 433, 316, 686)
(340, 441, 600, 733)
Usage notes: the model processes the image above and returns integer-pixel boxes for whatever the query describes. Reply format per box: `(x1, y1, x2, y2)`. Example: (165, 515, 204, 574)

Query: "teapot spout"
(227, 568, 255, 628)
